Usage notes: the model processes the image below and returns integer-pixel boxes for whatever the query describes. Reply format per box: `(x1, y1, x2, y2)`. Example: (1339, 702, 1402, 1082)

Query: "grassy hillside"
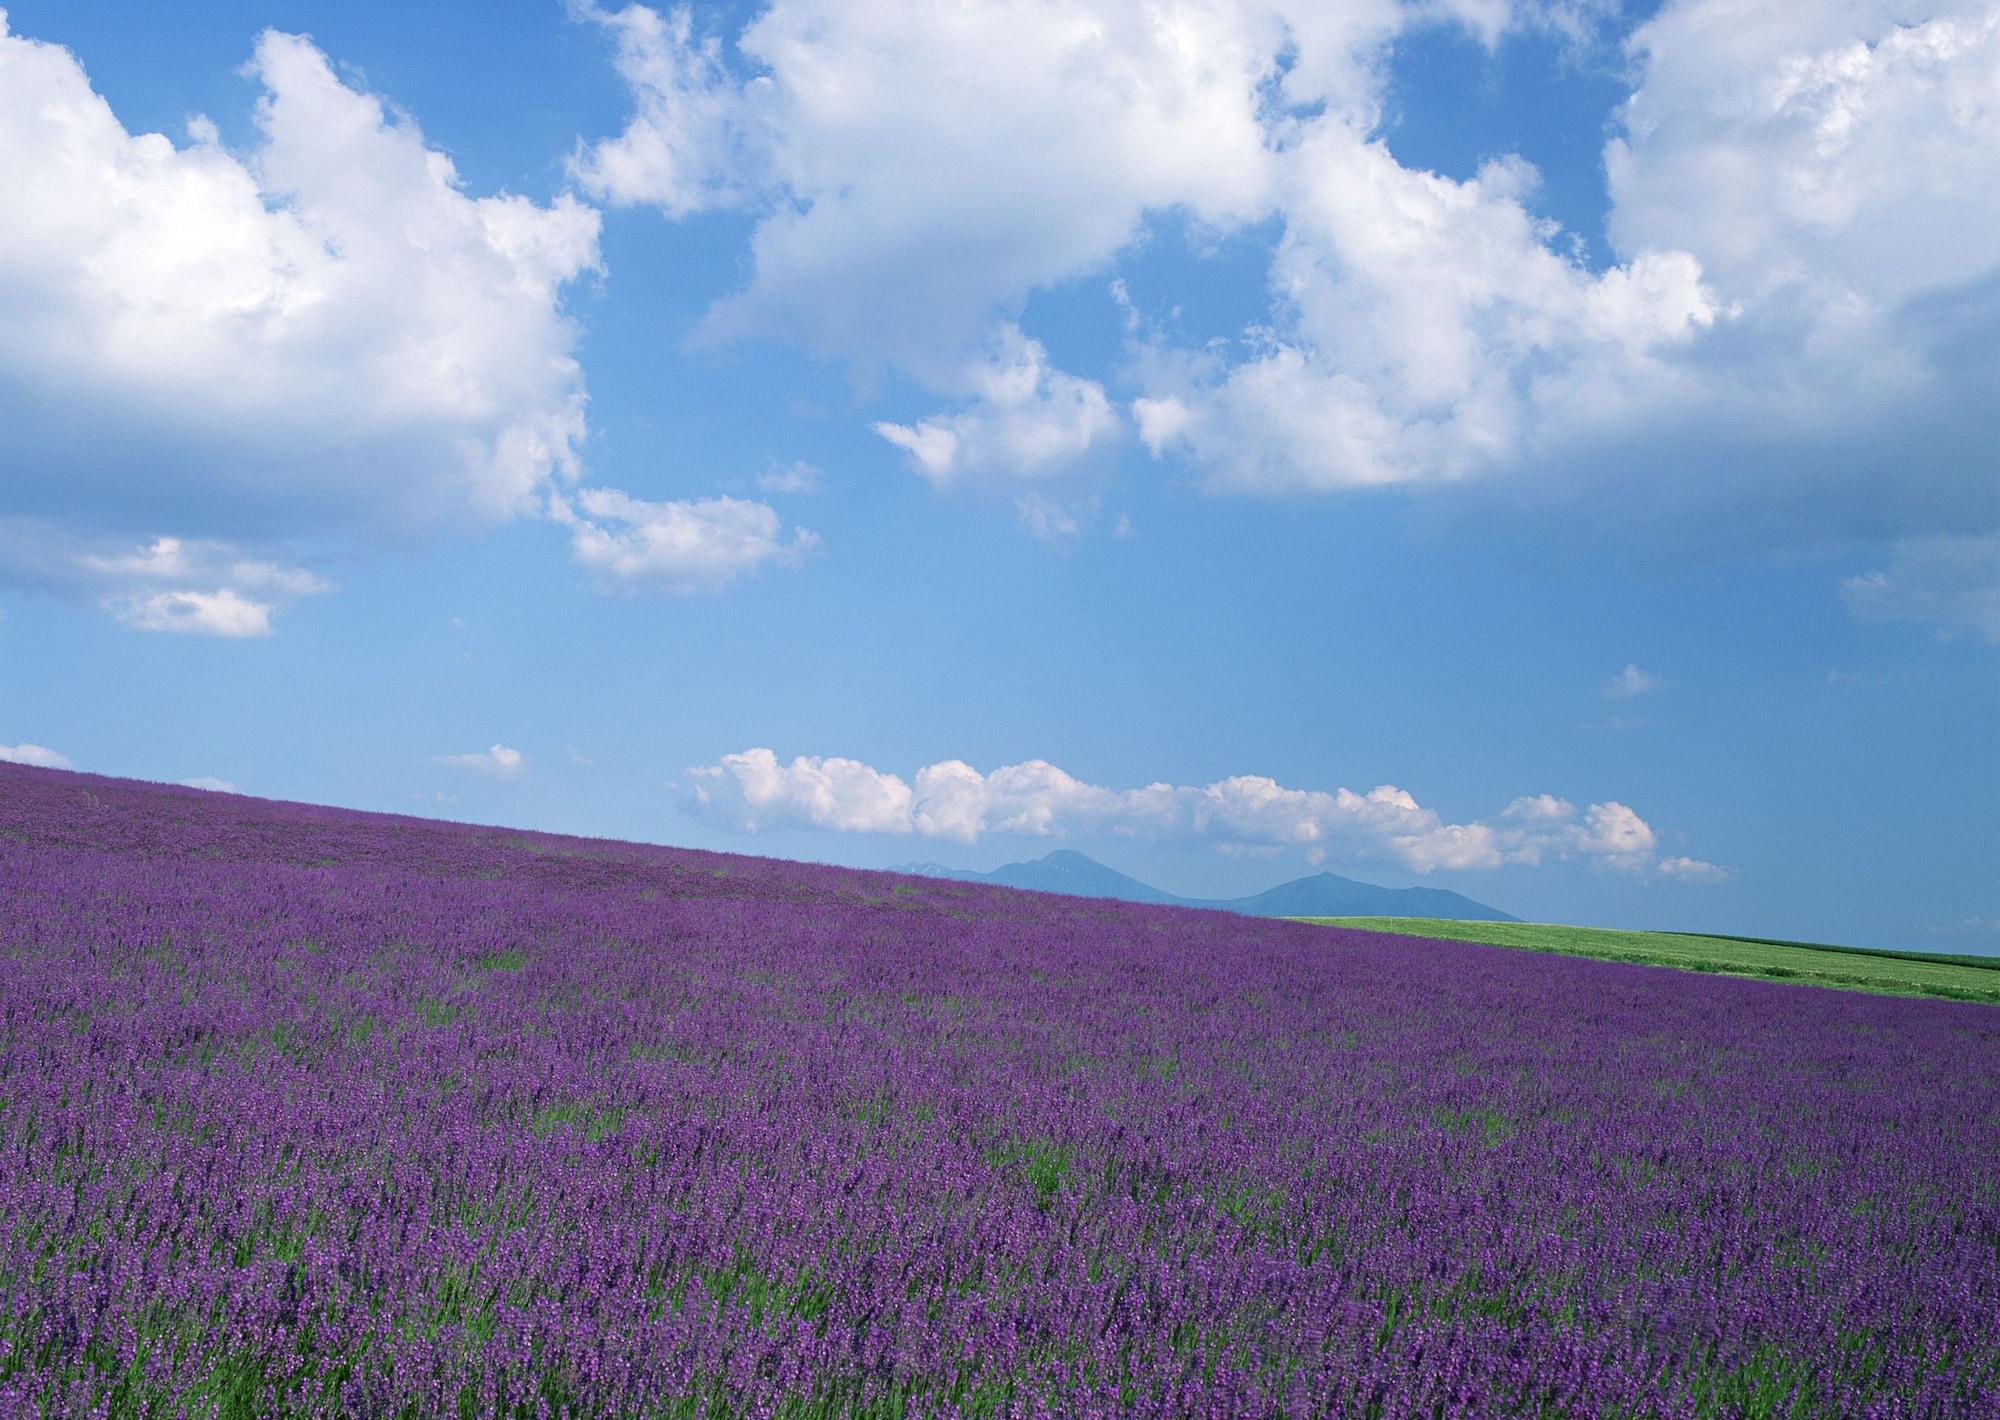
(1297, 917, 2000, 1004)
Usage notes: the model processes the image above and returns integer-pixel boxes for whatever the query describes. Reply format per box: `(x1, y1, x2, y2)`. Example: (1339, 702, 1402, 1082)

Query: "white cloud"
(0, 20, 600, 539)
(437, 744, 527, 779)
(1840, 534, 2000, 644)
(1658, 854, 1733, 883)
(1602, 663, 1665, 699)
(875, 325, 1119, 488)
(0, 742, 70, 770)
(580, 0, 1998, 607)
(685, 746, 1702, 874)
(0, 523, 328, 637)
(553, 487, 817, 594)
(179, 776, 239, 793)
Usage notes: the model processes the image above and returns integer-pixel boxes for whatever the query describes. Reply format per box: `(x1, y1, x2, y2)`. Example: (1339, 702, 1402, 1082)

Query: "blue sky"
(0, 0, 1994, 952)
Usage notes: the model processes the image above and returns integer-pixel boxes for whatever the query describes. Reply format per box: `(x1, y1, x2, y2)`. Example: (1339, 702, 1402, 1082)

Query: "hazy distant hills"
(892, 848, 1517, 922)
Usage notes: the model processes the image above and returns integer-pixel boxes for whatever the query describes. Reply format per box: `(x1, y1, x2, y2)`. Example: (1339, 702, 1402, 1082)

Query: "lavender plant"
(0, 764, 1994, 1416)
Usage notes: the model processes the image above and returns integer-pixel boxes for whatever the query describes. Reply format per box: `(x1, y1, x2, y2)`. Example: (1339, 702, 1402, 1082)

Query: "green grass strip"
(1293, 917, 2000, 1005)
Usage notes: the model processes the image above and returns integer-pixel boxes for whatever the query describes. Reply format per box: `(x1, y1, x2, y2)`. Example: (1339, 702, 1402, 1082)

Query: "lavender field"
(0, 764, 1995, 1418)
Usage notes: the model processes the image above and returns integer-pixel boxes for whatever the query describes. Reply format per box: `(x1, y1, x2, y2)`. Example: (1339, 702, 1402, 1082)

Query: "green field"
(1296, 917, 2000, 1004)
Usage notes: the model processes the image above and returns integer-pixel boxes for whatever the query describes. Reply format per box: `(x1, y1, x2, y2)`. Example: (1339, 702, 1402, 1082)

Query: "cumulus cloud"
(686, 748, 914, 833)
(1573, 801, 1657, 871)
(553, 488, 817, 594)
(0, 742, 70, 770)
(1140, 142, 1720, 495)
(436, 745, 527, 779)
(1602, 664, 1666, 699)
(685, 746, 1709, 876)
(179, 776, 239, 793)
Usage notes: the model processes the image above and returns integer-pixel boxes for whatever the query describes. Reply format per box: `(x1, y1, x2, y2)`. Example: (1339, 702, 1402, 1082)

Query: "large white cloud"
(0, 20, 600, 536)
(685, 746, 1722, 878)
(0, 15, 808, 630)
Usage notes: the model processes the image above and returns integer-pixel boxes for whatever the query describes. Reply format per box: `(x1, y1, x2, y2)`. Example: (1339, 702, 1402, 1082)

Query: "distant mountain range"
(890, 849, 1517, 922)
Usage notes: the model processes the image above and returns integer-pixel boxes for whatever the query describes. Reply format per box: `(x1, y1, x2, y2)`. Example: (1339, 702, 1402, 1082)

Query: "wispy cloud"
(1602, 664, 1666, 700)
(0, 524, 328, 638)
(756, 461, 823, 495)
(1841, 535, 2000, 645)
(1657, 855, 1733, 884)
